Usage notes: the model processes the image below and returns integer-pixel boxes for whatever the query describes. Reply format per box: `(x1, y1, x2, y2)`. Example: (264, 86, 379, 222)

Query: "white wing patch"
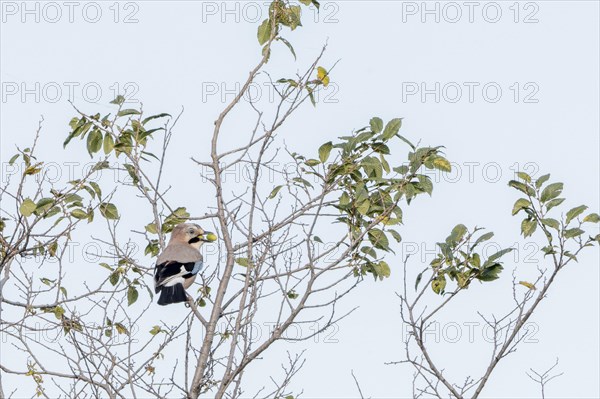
(161, 265, 188, 287)
(163, 277, 185, 287)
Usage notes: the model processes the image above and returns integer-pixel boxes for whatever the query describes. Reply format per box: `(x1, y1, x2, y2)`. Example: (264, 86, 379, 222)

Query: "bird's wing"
(154, 260, 204, 292)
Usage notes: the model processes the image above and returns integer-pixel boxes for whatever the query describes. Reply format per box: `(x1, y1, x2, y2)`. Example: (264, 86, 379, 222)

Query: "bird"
(154, 223, 217, 306)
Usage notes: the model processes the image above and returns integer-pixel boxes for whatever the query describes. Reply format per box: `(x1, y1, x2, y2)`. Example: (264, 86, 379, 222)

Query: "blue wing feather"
(191, 260, 204, 275)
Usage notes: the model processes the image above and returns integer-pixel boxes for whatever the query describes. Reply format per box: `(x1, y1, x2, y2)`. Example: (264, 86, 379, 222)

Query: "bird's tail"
(157, 283, 188, 306)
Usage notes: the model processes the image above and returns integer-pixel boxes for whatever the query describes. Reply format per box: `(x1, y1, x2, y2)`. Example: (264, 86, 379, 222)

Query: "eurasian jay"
(154, 223, 216, 306)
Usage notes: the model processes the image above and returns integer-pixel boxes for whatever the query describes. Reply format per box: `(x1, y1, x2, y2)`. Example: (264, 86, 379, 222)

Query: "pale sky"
(1, 1, 599, 398)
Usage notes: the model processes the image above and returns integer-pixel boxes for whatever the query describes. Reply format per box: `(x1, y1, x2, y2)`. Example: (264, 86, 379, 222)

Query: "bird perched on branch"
(154, 223, 217, 306)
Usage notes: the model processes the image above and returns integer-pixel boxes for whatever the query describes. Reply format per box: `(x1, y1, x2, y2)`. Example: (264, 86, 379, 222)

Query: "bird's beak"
(199, 231, 217, 242)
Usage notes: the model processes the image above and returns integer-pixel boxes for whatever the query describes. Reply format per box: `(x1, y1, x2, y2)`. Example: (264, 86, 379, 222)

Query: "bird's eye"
(188, 229, 194, 234)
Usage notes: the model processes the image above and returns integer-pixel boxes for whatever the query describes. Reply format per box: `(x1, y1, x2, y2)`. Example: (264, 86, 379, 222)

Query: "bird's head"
(170, 223, 217, 249)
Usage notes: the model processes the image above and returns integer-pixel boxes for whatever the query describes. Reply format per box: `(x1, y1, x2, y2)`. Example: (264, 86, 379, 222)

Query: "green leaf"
(127, 286, 138, 306)
(63, 193, 82, 203)
(415, 272, 423, 291)
(20, 198, 37, 217)
(110, 95, 125, 105)
(117, 109, 141, 117)
(318, 141, 333, 163)
(471, 253, 481, 268)
(508, 180, 535, 196)
(339, 192, 350, 207)
(545, 198, 565, 211)
(373, 261, 391, 280)
(487, 248, 514, 263)
(99, 263, 112, 271)
(370, 117, 383, 134)
(516, 171, 531, 183)
(109, 272, 119, 286)
(44, 206, 61, 219)
(257, 19, 271, 45)
(307, 86, 316, 107)
(86, 129, 103, 156)
(103, 133, 115, 154)
(512, 198, 531, 215)
(124, 164, 139, 184)
(417, 175, 433, 196)
(235, 258, 250, 267)
(142, 113, 171, 125)
(357, 199, 370, 215)
(471, 231, 494, 249)
(70, 209, 88, 219)
(478, 263, 503, 282)
(389, 229, 402, 243)
(564, 228, 584, 239)
(268, 185, 283, 199)
(566, 205, 588, 224)
(100, 203, 119, 220)
(368, 229, 390, 251)
(541, 218, 560, 230)
(90, 182, 102, 199)
(34, 198, 54, 215)
(449, 224, 468, 243)
(583, 213, 600, 223)
(521, 218, 537, 238)
(535, 173, 550, 189)
(540, 182, 563, 202)
(40, 277, 55, 286)
(381, 118, 402, 140)
(145, 223, 158, 234)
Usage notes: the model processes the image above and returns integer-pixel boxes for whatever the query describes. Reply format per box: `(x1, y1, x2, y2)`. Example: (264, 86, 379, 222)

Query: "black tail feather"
(157, 283, 188, 306)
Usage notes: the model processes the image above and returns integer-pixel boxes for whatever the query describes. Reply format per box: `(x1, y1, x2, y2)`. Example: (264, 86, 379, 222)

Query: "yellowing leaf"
(583, 213, 600, 223)
(20, 198, 37, 217)
(149, 325, 161, 335)
(519, 281, 536, 290)
(317, 66, 330, 86)
(114, 322, 129, 335)
(432, 157, 451, 172)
